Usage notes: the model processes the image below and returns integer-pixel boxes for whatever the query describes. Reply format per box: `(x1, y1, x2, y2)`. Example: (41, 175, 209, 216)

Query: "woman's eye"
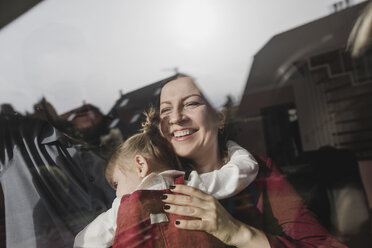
(112, 182, 118, 190)
(185, 102, 200, 108)
(160, 108, 171, 114)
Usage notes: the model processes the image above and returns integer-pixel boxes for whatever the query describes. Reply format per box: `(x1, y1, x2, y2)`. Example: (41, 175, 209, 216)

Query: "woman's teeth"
(173, 129, 193, 138)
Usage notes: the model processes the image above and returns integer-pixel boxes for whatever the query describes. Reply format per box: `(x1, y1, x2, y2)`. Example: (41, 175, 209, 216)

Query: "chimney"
(338, 1, 344, 10)
(333, 3, 339, 12)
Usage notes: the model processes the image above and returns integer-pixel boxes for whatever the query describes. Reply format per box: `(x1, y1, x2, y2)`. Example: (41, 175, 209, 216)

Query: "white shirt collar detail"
(133, 141, 258, 199)
(186, 140, 258, 199)
(135, 170, 185, 191)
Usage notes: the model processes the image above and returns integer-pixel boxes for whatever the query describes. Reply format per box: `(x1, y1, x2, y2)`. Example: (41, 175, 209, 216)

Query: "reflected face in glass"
(111, 166, 141, 197)
(159, 77, 219, 162)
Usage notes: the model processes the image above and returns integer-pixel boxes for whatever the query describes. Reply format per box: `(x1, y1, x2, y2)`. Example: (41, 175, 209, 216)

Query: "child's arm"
(186, 141, 258, 199)
(73, 197, 121, 248)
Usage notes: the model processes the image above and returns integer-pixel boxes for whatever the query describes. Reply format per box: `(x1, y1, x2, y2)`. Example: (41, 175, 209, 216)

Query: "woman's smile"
(171, 128, 198, 141)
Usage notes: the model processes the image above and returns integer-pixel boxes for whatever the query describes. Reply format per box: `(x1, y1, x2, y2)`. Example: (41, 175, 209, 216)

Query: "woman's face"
(159, 77, 220, 162)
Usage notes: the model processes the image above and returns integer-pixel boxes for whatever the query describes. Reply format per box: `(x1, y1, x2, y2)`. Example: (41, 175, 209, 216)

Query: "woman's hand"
(161, 184, 270, 248)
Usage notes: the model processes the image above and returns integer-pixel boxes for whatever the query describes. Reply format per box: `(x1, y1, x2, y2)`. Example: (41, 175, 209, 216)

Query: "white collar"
(134, 170, 184, 192)
(132, 141, 258, 200)
(186, 140, 258, 199)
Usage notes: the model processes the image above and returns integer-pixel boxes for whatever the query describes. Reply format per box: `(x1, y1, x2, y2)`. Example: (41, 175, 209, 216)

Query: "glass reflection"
(1, 1, 372, 248)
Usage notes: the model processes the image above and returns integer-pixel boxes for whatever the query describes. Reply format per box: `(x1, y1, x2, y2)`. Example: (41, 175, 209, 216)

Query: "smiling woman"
(1, 1, 371, 247)
(159, 77, 223, 173)
(157, 74, 347, 248)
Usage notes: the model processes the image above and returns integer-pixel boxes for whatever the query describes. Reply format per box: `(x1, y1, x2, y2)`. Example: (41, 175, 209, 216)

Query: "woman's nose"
(169, 109, 184, 124)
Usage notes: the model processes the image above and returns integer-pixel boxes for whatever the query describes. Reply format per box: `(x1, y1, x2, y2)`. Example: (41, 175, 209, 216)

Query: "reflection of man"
(58, 102, 123, 160)
(0, 115, 115, 247)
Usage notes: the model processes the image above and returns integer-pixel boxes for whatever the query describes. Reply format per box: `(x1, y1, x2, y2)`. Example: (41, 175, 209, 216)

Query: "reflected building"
(237, 1, 371, 164)
(236, 2, 372, 247)
(106, 76, 174, 140)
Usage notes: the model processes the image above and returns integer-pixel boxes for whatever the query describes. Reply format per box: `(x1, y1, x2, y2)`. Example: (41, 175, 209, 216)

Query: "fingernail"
(175, 221, 180, 225)
(163, 205, 170, 210)
(160, 195, 167, 200)
(169, 185, 176, 189)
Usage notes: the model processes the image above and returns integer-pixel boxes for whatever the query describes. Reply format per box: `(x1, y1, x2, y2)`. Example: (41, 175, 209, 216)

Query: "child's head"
(106, 107, 180, 197)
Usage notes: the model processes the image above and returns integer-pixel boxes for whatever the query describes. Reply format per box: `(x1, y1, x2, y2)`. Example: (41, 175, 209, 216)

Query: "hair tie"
(140, 106, 160, 134)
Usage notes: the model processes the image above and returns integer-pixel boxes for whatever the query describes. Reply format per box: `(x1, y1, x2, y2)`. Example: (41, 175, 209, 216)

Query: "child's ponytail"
(139, 106, 182, 171)
(140, 106, 160, 135)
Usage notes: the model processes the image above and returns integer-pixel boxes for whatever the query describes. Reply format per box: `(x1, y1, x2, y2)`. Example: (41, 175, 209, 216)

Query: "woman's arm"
(161, 184, 270, 248)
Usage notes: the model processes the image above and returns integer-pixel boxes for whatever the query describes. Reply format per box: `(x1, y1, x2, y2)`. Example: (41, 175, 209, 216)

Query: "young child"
(73, 108, 258, 248)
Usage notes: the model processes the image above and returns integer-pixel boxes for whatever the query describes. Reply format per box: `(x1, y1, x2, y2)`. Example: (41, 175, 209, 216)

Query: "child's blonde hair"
(105, 107, 181, 187)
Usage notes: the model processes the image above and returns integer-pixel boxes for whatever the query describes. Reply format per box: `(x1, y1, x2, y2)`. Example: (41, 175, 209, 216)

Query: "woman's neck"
(191, 146, 224, 174)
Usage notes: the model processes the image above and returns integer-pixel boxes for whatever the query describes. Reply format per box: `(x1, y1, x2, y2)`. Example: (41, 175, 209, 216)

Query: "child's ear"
(134, 155, 149, 178)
